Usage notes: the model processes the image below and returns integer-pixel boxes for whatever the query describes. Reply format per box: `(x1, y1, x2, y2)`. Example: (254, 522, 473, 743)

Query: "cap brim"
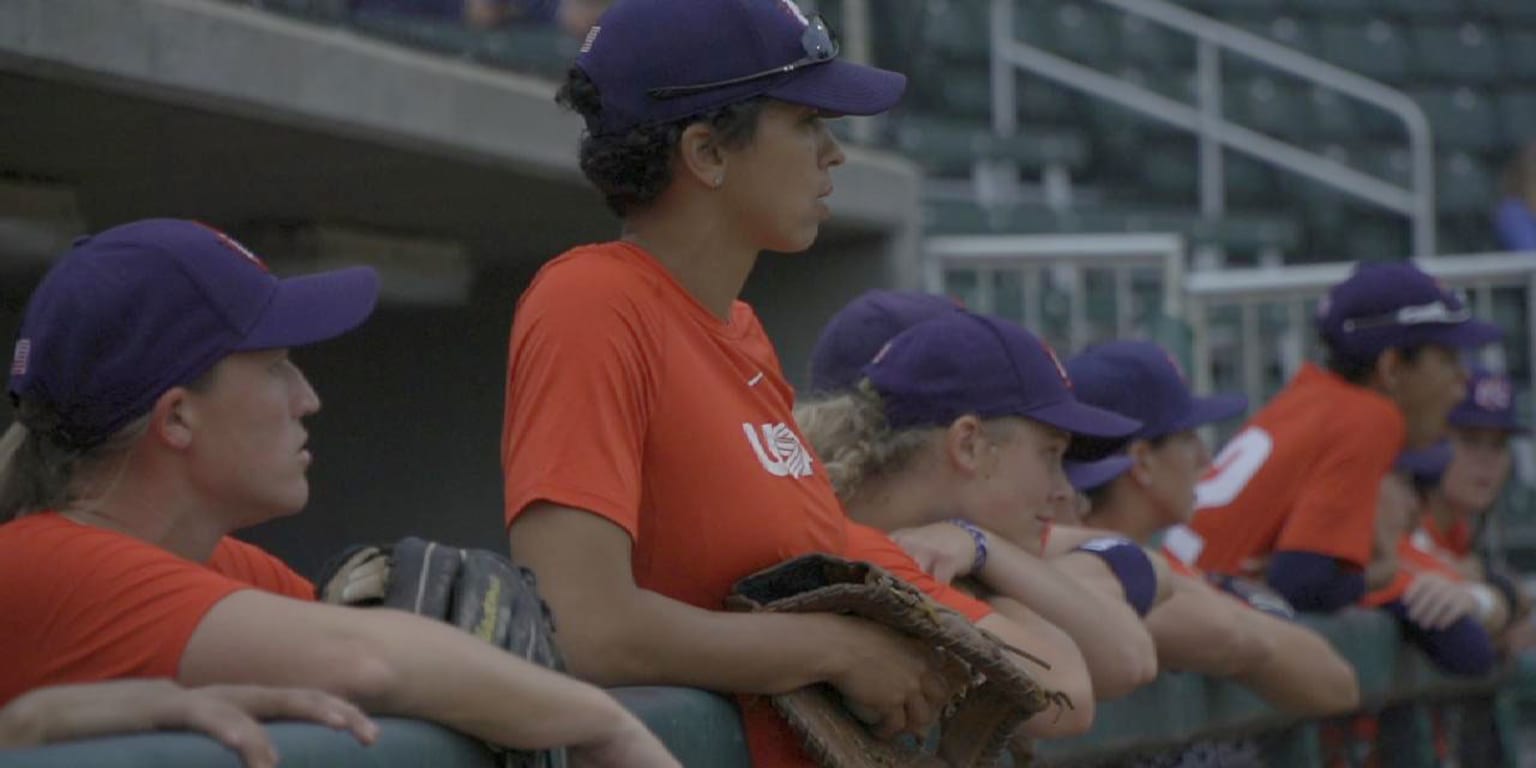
(238, 266, 380, 350)
(1449, 408, 1529, 434)
(1026, 398, 1143, 461)
(1428, 319, 1504, 349)
(1395, 441, 1454, 478)
(1168, 393, 1249, 434)
(1066, 457, 1132, 492)
(767, 59, 907, 116)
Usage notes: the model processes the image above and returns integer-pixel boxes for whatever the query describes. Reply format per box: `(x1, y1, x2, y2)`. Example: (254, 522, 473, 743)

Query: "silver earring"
(713, 174, 724, 188)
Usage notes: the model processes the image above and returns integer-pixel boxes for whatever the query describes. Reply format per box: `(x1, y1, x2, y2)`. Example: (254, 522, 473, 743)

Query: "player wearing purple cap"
(806, 289, 963, 395)
(1363, 442, 1509, 676)
(0, 219, 677, 767)
(797, 311, 1163, 704)
(1060, 341, 1359, 716)
(499, 1, 1079, 763)
(1422, 368, 1528, 564)
(1179, 262, 1501, 614)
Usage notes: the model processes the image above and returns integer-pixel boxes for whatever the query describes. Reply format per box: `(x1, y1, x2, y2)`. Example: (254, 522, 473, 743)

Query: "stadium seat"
(1225, 76, 1305, 138)
(1380, 0, 1465, 16)
(892, 115, 1089, 177)
(1319, 19, 1411, 81)
(251, 0, 349, 22)
(1410, 22, 1502, 82)
(1414, 87, 1500, 151)
(1118, 13, 1193, 72)
(1497, 91, 1536, 150)
(349, 12, 479, 57)
(1503, 29, 1536, 79)
(1469, 0, 1536, 23)
(1288, 0, 1373, 13)
(1300, 86, 1366, 143)
(1229, 16, 1320, 55)
(1437, 151, 1496, 215)
(1018, 0, 1118, 68)
(923, 0, 989, 63)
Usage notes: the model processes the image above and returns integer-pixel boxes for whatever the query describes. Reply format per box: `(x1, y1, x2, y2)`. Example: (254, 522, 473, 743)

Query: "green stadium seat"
(474, 25, 571, 77)
(892, 116, 1089, 177)
(1226, 76, 1305, 138)
(1410, 22, 1503, 81)
(1230, 16, 1320, 55)
(1299, 86, 1366, 142)
(1503, 29, 1536, 79)
(1414, 87, 1500, 151)
(1470, 0, 1536, 23)
(1289, 0, 1373, 13)
(1379, 0, 1465, 16)
(252, 0, 349, 22)
(1319, 19, 1411, 81)
(1226, 155, 1282, 206)
(1018, 0, 1119, 68)
(1498, 91, 1536, 149)
(924, 0, 989, 63)
(1438, 151, 1496, 215)
(1186, 0, 1283, 13)
(1118, 13, 1193, 71)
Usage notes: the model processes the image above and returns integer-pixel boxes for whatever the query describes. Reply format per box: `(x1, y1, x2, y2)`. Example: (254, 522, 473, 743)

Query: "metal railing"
(927, 232, 1186, 355)
(989, 0, 1437, 257)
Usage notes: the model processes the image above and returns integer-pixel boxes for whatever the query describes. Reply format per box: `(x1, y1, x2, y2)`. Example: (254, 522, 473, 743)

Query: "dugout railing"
(0, 609, 1525, 767)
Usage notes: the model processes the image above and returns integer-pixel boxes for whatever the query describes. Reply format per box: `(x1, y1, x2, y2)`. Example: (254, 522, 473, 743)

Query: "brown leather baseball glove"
(726, 553, 1070, 767)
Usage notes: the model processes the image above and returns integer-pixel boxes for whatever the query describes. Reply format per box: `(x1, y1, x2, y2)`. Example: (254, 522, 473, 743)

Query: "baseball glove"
(318, 537, 566, 767)
(726, 553, 1068, 768)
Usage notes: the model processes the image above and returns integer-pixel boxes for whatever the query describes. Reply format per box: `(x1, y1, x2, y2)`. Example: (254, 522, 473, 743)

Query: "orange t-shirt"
(1362, 531, 1465, 607)
(209, 537, 315, 600)
(0, 513, 315, 706)
(843, 522, 992, 623)
(1177, 363, 1406, 574)
(502, 243, 851, 767)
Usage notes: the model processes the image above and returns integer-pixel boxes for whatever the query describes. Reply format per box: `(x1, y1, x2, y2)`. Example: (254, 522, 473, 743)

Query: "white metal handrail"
(990, 0, 1436, 257)
(927, 232, 1186, 353)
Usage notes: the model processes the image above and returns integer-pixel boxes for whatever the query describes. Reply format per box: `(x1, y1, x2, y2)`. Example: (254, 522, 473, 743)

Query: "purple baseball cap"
(1395, 440, 1454, 486)
(1065, 456, 1134, 492)
(862, 312, 1141, 460)
(1316, 262, 1502, 365)
(1066, 341, 1248, 442)
(1449, 367, 1528, 434)
(9, 219, 379, 449)
(808, 289, 963, 394)
(574, 0, 907, 136)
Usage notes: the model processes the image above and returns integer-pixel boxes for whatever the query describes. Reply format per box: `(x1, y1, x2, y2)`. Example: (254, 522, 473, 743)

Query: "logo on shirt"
(743, 422, 815, 478)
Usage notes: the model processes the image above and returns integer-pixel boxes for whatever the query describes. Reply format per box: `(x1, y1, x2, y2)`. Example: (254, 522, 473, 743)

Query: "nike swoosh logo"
(747, 372, 765, 387)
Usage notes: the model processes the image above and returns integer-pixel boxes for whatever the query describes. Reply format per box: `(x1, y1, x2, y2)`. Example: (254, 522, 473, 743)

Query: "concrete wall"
(0, 0, 924, 574)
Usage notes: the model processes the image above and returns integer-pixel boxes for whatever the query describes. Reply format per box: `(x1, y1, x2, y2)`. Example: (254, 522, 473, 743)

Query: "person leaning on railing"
(0, 219, 677, 768)
(501, 2, 1101, 765)
(1171, 262, 1502, 614)
(797, 301, 1163, 702)
(1049, 340, 1360, 716)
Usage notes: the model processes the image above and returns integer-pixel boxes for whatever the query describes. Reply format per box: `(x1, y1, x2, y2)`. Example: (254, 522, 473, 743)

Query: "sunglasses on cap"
(647, 14, 839, 100)
(1340, 299, 1472, 334)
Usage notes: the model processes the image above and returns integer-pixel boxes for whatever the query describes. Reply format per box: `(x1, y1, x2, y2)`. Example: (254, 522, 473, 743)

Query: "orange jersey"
(844, 522, 992, 622)
(0, 513, 314, 706)
(1362, 531, 1465, 607)
(208, 536, 315, 600)
(503, 242, 851, 767)
(1180, 363, 1406, 573)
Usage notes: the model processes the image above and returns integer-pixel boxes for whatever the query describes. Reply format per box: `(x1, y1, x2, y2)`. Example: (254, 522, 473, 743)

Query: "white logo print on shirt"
(743, 423, 815, 478)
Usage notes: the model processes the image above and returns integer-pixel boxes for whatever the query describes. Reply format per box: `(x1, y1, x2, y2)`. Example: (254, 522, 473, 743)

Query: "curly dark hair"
(556, 67, 767, 217)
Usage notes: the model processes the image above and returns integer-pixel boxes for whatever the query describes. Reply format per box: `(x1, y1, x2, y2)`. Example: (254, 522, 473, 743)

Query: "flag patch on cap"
(580, 25, 601, 53)
(10, 339, 29, 377)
